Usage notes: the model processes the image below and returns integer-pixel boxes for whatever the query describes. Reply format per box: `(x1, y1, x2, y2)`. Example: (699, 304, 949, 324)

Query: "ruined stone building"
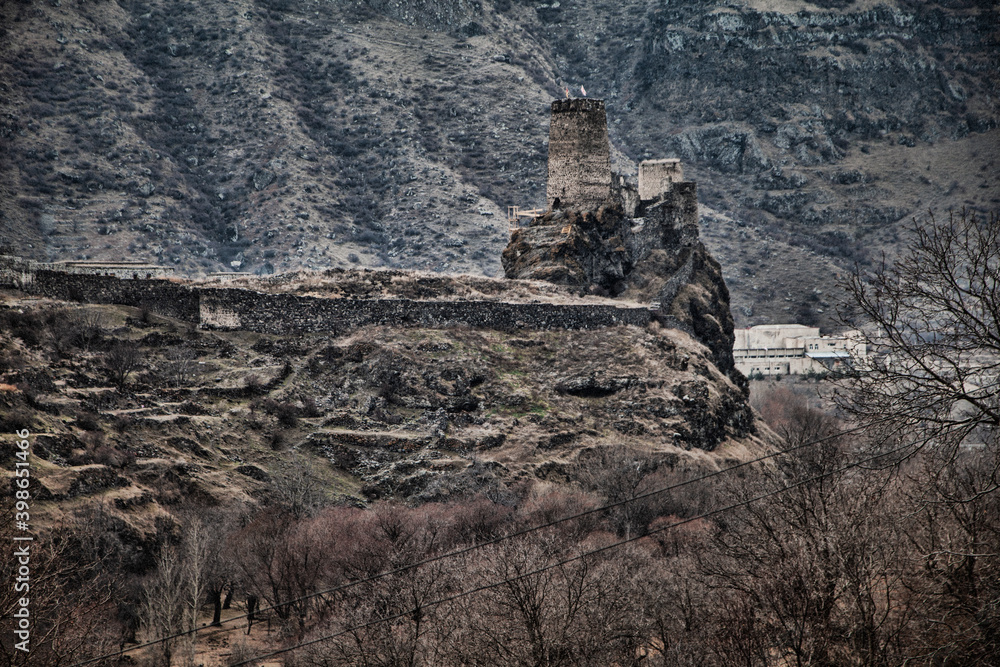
(545, 99, 690, 219)
(546, 99, 614, 212)
(504, 99, 741, 385)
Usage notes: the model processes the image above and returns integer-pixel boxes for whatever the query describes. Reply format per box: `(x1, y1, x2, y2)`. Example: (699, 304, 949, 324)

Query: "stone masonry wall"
(0, 255, 37, 290)
(628, 182, 699, 265)
(547, 99, 612, 212)
(638, 159, 684, 201)
(2, 256, 653, 334)
(200, 288, 651, 333)
(31, 271, 202, 322)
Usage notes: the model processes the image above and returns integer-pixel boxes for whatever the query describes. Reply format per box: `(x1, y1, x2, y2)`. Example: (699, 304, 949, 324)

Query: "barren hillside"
(0, 288, 761, 533)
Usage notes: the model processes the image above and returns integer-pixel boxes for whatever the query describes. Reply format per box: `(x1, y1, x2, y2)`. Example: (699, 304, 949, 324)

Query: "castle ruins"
(545, 98, 692, 219)
(546, 99, 614, 212)
(503, 99, 739, 383)
(0, 98, 739, 383)
(638, 159, 684, 202)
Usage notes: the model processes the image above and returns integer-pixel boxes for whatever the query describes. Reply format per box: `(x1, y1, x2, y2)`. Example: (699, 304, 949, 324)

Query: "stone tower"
(546, 99, 612, 212)
(638, 159, 684, 201)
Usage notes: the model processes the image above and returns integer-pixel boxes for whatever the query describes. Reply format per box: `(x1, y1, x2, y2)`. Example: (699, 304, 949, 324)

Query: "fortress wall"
(547, 99, 613, 212)
(29, 271, 201, 322)
(654, 182, 699, 247)
(199, 288, 652, 334)
(629, 182, 700, 264)
(612, 174, 641, 218)
(640, 181, 699, 251)
(4, 256, 652, 334)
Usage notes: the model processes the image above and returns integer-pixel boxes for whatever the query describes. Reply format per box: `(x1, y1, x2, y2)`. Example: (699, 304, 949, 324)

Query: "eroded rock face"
(653, 244, 740, 387)
(502, 183, 742, 389)
(502, 206, 633, 295)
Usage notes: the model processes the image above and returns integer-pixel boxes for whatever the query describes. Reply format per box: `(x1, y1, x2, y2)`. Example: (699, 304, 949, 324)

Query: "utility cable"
(230, 437, 916, 666)
(70, 421, 871, 666)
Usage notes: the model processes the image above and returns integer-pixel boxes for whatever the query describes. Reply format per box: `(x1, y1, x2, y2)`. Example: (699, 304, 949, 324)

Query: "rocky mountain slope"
(1, 282, 760, 542)
(1, 0, 997, 328)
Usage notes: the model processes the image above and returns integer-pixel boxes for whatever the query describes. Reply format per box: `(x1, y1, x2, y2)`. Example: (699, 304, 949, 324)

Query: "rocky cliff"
(502, 207, 634, 295)
(503, 177, 741, 387)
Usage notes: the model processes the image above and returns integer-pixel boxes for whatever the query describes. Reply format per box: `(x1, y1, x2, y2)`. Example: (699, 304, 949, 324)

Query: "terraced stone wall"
(2, 256, 654, 334)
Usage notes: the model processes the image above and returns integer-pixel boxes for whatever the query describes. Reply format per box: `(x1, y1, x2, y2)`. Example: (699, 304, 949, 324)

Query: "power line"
(230, 437, 916, 667)
(69, 422, 870, 667)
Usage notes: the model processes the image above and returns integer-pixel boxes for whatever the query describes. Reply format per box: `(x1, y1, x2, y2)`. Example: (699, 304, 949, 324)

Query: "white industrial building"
(734, 324, 867, 377)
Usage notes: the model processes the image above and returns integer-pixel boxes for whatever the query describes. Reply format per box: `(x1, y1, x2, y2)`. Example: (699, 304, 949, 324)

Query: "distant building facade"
(734, 324, 867, 377)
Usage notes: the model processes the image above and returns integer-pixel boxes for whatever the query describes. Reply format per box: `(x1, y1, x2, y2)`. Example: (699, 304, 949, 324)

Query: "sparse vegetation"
(104, 340, 141, 390)
(2, 210, 999, 665)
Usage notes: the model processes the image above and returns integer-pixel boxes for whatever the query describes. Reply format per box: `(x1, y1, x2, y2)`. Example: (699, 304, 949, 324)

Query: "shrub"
(243, 373, 262, 395)
(300, 396, 321, 418)
(0, 408, 34, 432)
(75, 413, 103, 432)
(275, 401, 298, 427)
(269, 430, 287, 451)
(104, 340, 141, 389)
(0, 310, 44, 347)
(114, 415, 137, 433)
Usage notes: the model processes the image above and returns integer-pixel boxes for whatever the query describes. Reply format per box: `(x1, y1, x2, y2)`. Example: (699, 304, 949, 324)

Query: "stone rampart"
(199, 288, 652, 333)
(31, 271, 201, 322)
(2, 256, 653, 335)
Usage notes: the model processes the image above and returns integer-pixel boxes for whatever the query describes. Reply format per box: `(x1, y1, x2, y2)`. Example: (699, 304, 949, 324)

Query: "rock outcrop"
(503, 98, 741, 386)
(502, 182, 741, 389)
(502, 206, 633, 296)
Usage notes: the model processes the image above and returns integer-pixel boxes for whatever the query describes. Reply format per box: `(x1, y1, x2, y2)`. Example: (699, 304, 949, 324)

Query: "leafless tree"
(839, 211, 1000, 458)
(440, 530, 651, 667)
(575, 446, 661, 538)
(272, 453, 330, 519)
(138, 517, 219, 666)
(896, 445, 1000, 665)
(0, 498, 124, 666)
(232, 509, 336, 634)
(141, 544, 188, 666)
(104, 339, 141, 390)
(164, 346, 199, 387)
(705, 422, 912, 667)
